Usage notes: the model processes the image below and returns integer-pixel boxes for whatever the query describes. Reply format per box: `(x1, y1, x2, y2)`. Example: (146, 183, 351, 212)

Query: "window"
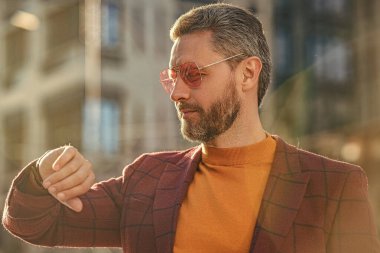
(273, 3, 295, 88)
(83, 98, 121, 154)
(274, 0, 292, 10)
(311, 0, 347, 14)
(3, 28, 27, 89)
(102, 1, 121, 49)
(100, 99, 120, 154)
(307, 35, 351, 84)
(274, 27, 294, 87)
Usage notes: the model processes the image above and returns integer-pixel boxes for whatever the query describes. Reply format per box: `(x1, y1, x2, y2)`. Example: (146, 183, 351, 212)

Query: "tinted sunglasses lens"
(160, 69, 176, 93)
(180, 62, 201, 87)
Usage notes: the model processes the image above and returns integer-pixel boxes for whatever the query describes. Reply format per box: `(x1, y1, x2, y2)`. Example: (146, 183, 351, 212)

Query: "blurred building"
(0, 0, 178, 252)
(0, 0, 268, 252)
(262, 0, 380, 230)
(2, 0, 379, 252)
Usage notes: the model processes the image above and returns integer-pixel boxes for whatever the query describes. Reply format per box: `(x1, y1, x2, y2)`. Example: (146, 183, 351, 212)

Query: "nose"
(170, 76, 191, 102)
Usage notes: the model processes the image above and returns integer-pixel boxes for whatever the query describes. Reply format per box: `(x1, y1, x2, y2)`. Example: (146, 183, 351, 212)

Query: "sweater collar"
(201, 135, 277, 166)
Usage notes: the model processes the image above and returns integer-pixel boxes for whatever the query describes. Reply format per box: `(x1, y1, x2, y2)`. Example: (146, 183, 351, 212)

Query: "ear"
(240, 56, 262, 92)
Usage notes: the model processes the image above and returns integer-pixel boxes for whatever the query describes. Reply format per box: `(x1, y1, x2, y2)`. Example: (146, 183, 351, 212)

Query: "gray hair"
(170, 3, 272, 107)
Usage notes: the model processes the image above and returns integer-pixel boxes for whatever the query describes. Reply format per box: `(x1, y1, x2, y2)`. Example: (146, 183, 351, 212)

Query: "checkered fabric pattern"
(251, 137, 380, 253)
(3, 136, 380, 253)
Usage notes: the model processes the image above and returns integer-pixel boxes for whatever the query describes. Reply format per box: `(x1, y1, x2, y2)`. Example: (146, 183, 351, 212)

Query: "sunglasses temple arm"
(198, 53, 244, 70)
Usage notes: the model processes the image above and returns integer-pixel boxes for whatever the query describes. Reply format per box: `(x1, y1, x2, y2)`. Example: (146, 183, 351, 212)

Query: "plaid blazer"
(3, 136, 380, 253)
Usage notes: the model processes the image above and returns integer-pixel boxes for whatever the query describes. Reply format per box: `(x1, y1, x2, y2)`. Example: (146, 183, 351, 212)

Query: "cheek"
(192, 69, 234, 107)
(190, 91, 215, 112)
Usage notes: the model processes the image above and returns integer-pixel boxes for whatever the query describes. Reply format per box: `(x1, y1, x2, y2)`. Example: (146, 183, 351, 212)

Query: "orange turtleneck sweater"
(173, 136, 277, 253)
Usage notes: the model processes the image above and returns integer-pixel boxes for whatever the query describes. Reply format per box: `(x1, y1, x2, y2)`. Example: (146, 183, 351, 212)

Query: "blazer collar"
(152, 146, 202, 253)
(250, 136, 311, 252)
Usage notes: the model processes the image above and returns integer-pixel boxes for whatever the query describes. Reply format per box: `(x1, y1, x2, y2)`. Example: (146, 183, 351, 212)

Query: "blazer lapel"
(251, 137, 310, 252)
(152, 146, 202, 253)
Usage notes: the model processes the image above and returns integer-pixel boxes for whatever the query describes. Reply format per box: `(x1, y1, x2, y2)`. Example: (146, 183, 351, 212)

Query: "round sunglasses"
(159, 53, 243, 94)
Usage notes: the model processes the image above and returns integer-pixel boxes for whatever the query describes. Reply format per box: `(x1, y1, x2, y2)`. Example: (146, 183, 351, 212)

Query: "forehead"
(170, 30, 218, 67)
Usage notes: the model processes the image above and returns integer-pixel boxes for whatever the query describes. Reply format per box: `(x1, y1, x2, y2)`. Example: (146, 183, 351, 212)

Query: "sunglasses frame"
(160, 53, 243, 94)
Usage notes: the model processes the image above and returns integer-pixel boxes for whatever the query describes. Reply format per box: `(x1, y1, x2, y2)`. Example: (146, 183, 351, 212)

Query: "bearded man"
(3, 3, 380, 253)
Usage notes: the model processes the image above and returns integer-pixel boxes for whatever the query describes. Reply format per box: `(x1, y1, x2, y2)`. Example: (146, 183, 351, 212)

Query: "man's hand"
(37, 146, 95, 212)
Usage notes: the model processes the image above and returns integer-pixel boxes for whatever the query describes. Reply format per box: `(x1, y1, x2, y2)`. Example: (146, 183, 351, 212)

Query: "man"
(2, 3, 380, 253)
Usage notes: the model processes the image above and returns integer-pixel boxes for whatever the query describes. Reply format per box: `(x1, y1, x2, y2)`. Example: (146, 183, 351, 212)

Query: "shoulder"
(273, 135, 365, 175)
(122, 146, 202, 177)
(135, 146, 201, 165)
(299, 145, 362, 173)
(273, 136, 369, 199)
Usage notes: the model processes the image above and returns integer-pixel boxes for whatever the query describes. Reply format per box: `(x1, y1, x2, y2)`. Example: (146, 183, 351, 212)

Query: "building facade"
(0, 0, 177, 252)
(0, 0, 263, 252)
(263, 0, 380, 230)
(1, 0, 379, 252)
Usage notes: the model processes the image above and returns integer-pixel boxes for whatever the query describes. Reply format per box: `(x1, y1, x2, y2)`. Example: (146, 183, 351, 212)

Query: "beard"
(176, 80, 241, 143)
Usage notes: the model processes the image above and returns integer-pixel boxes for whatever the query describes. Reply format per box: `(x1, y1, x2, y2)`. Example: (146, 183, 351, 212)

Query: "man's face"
(176, 78, 241, 143)
(169, 31, 241, 143)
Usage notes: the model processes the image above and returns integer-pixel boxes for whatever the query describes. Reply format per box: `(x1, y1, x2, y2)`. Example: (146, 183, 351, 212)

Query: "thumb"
(61, 197, 83, 213)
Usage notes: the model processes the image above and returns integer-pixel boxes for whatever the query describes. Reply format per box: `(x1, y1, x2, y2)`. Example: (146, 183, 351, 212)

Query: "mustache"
(176, 102, 202, 112)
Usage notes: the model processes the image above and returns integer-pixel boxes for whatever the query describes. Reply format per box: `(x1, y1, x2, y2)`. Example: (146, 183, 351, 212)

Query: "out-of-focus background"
(0, 0, 379, 252)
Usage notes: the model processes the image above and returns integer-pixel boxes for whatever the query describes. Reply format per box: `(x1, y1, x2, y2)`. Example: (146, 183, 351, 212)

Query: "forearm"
(2, 160, 122, 248)
(2, 160, 62, 245)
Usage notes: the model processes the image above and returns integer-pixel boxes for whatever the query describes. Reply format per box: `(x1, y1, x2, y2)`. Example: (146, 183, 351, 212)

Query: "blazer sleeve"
(2, 159, 135, 248)
(326, 168, 380, 253)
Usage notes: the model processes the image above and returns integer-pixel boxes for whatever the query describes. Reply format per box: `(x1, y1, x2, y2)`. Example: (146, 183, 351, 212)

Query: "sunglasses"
(159, 53, 243, 94)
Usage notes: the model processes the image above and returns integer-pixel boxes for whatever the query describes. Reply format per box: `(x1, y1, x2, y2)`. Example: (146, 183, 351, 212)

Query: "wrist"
(31, 163, 44, 188)
(18, 161, 49, 195)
